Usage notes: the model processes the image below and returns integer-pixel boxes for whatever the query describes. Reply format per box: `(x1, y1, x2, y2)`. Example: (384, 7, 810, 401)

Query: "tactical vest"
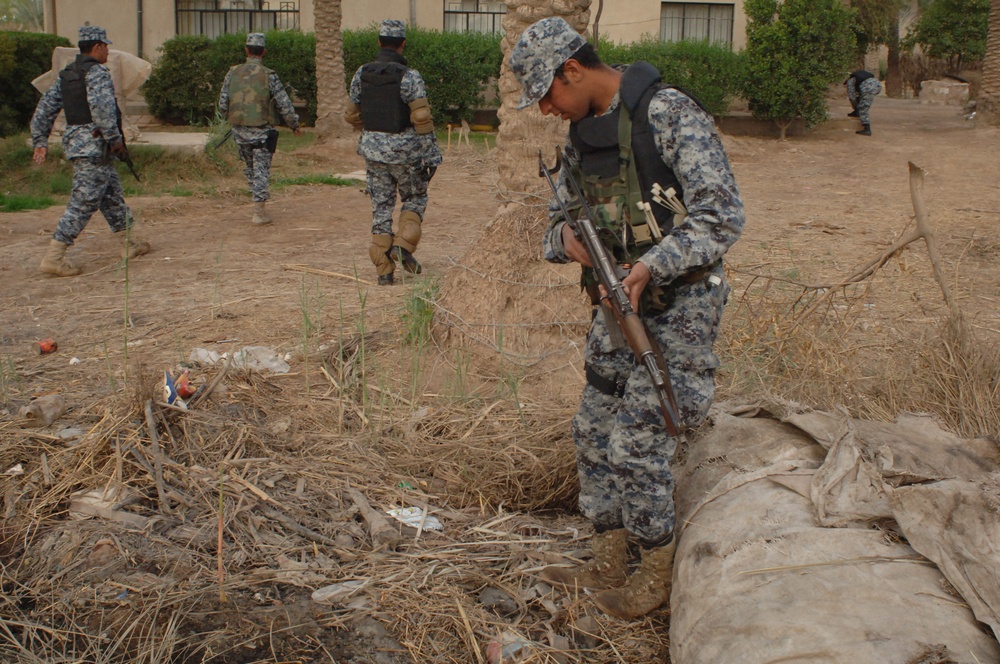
(569, 61, 708, 270)
(60, 56, 102, 125)
(851, 70, 875, 89)
(228, 61, 272, 127)
(359, 56, 411, 134)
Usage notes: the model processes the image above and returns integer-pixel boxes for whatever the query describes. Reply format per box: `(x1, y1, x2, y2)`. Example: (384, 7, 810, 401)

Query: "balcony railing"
(176, 1, 299, 39)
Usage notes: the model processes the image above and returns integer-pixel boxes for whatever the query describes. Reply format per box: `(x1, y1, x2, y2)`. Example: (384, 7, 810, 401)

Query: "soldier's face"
(539, 74, 588, 122)
(93, 42, 110, 64)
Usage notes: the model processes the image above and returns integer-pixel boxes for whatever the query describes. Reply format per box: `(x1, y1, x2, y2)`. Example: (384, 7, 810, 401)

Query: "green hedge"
(599, 38, 744, 118)
(144, 28, 502, 126)
(0, 31, 73, 138)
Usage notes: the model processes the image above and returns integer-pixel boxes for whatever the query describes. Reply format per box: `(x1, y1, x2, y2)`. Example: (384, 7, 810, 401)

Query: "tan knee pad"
(393, 210, 422, 253)
(369, 233, 395, 276)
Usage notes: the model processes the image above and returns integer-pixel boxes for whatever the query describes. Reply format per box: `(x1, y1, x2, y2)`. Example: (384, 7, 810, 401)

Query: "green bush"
(0, 31, 73, 138)
(142, 30, 316, 126)
(599, 38, 744, 117)
(741, 0, 856, 137)
(144, 27, 502, 126)
(902, 0, 989, 70)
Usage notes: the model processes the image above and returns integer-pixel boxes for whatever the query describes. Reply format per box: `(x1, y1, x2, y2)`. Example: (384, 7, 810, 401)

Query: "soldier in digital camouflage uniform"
(845, 69, 881, 136)
(31, 25, 150, 277)
(510, 17, 744, 620)
(218, 32, 302, 225)
(345, 19, 442, 286)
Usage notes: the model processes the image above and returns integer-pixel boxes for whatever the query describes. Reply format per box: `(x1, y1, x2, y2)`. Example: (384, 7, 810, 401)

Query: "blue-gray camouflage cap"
(246, 32, 266, 47)
(510, 17, 586, 110)
(379, 19, 406, 39)
(78, 25, 112, 44)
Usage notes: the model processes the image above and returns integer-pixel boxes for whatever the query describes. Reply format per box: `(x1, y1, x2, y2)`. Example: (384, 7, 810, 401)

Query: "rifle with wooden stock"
(539, 149, 681, 437)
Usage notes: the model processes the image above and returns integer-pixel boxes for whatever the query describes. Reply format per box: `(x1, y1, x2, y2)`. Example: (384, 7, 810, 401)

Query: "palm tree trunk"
(978, 0, 1000, 124)
(313, 0, 351, 140)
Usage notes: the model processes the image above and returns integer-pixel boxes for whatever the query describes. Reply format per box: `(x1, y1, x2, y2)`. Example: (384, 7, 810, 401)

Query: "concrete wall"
(44, 1, 748, 60)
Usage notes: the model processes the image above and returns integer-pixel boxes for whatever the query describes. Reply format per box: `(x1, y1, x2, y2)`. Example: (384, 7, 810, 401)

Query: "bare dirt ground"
(1, 94, 998, 662)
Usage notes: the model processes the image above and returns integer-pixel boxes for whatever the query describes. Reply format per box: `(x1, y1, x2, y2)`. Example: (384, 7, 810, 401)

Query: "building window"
(444, 1, 505, 34)
(660, 3, 733, 46)
(176, 0, 299, 39)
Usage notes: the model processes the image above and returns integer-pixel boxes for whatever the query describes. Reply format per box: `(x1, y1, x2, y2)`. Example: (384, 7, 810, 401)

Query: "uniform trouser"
(54, 157, 131, 246)
(365, 161, 429, 235)
(237, 141, 273, 202)
(847, 78, 881, 125)
(572, 268, 729, 546)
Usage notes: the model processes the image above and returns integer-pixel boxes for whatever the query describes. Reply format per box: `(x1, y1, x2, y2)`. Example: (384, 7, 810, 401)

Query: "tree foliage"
(851, 0, 907, 56)
(741, 0, 857, 137)
(0, 30, 72, 137)
(902, 0, 990, 69)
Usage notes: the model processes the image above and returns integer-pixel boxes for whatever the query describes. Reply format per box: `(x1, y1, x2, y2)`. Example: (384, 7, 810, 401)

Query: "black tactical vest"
(60, 55, 103, 125)
(569, 61, 708, 263)
(850, 70, 875, 88)
(359, 49, 411, 134)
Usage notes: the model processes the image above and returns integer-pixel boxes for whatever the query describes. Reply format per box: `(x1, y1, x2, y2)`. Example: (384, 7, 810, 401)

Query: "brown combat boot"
(593, 538, 676, 620)
(39, 239, 82, 277)
(539, 529, 629, 590)
(252, 201, 271, 225)
(120, 232, 151, 259)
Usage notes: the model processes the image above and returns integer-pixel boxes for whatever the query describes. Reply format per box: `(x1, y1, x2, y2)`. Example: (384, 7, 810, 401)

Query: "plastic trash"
(230, 346, 290, 374)
(19, 394, 66, 428)
(311, 579, 367, 605)
(188, 348, 221, 366)
(386, 506, 443, 531)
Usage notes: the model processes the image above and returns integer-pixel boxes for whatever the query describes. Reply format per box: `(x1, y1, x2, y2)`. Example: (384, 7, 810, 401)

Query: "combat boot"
(856, 123, 872, 136)
(252, 201, 271, 225)
(593, 538, 676, 620)
(39, 239, 82, 277)
(847, 109, 859, 117)
(539, 528, 629, 590)
(120, 232, 151, 259)
(390, 246, 422, 275)
(370, 233, 395, 285)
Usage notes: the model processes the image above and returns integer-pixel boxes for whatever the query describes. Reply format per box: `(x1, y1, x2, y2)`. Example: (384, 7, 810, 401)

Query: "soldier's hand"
(33, 147, 47, 165)
(109, 140, 127, 158)
(561, 223, 592, 267)
(621, 261, 651, 312)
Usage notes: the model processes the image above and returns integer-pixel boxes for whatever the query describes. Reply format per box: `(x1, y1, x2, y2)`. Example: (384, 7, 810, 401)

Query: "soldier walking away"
(30, 25, 150, 277)
(510, 17, 744, 620)
(345, 19, 443, 286)
(845, 69, 881, 136)
(218, 32, 302, 225)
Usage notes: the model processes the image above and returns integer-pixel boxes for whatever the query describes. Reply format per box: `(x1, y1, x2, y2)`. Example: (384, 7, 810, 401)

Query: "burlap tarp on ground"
(671, 402, 1000, 664)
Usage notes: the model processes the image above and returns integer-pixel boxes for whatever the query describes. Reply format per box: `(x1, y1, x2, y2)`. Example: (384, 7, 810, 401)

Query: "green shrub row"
(0, 31, 73, 138)
(600, 38, 744, 118)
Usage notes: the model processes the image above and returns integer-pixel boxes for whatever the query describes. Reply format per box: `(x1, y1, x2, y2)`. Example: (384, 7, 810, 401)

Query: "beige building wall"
(595, 0, 746, 51)
(44, 1, 748, 61)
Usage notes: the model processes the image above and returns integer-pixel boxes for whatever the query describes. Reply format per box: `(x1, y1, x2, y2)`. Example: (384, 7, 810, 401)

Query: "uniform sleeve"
(349, 67, 363, 105)
(88, 64, 122, 144)
(640, 89, 744, 283)
(399, 69, 429, 104)
(30, 78, 64, 149)
(542, 139, 582, 263)
(218, 68, 234, 116)
(268, 71, 300, 129)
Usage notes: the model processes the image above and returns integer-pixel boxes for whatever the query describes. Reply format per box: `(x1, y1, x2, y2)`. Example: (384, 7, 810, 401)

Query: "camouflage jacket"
(30, 56, 122, 159)
(218, 57, 300, 144)
(544, 85, 744, 286)
(349, 53, 442, 167)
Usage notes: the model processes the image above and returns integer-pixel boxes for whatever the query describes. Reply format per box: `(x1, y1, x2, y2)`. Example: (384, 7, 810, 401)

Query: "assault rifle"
(95, 129, 140, 181)
(539, 149, 681, 437)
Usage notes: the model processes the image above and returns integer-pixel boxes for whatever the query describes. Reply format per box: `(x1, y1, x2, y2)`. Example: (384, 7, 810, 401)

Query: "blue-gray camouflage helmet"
(510, 17, 586, 110)
(78, 26, 112, 44)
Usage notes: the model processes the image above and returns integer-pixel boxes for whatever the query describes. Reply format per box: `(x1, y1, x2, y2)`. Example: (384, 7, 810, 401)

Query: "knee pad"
(393, 210, 422, 252)
(369, 233, 395, 275)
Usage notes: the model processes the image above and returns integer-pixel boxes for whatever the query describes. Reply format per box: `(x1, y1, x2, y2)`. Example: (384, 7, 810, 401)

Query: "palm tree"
(978, 0, 1000, 123)
(312, 0, 351, 141)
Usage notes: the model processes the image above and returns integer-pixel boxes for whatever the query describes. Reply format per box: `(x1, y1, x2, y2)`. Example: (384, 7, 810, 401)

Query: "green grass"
(0, 193, 55, 212)
(273, 174, 358, 189)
